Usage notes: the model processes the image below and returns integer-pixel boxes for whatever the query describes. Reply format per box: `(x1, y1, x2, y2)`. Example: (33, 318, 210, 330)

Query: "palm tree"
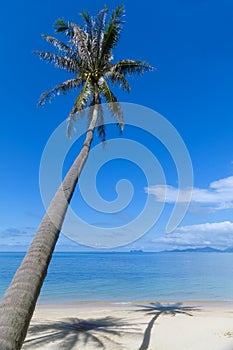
(0, 6, 152, 350)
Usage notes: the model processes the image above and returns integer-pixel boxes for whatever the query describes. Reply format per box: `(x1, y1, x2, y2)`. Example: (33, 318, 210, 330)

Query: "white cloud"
(145, 175, 233, 210)
(152, 221, 233, 249)
(175, 221, 233, 234)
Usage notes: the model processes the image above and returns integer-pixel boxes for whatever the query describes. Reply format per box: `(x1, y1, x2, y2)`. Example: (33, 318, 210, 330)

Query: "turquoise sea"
(1, 252, 233, 303)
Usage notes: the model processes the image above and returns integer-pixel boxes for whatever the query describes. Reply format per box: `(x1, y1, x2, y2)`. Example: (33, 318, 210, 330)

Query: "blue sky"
(0, 0, 233, 251)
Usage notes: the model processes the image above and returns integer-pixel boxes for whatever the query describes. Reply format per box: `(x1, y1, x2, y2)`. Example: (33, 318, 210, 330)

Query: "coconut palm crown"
(34, 5, 153, 139)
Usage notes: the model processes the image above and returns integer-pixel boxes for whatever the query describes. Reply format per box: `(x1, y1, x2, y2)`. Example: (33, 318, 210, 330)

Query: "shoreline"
(36, 299, 233, 308)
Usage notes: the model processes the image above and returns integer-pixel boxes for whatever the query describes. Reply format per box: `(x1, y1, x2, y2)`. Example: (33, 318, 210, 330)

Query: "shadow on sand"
(23, 303, 200, 349)
(23, 316, 139, 349)
(136, 302, 201, 350)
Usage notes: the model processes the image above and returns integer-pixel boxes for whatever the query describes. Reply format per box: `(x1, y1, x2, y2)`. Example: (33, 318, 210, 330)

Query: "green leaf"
(54, 18, 69, 33)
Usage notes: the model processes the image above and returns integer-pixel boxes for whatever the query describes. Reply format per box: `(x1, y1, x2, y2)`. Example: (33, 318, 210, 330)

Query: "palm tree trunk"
(0, 106, 98, 350)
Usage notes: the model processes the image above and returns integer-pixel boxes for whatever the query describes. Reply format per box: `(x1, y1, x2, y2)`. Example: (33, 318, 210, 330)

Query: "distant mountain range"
(128, 247, 233, 253)
(163, 246, 233, 253)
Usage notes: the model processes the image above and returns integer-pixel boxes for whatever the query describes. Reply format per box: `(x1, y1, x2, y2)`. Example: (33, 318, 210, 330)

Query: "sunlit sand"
(22, 301, 233, 349)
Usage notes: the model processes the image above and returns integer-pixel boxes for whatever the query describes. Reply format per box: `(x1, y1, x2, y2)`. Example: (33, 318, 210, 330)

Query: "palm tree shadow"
(23, 316, 139, 349)
(136, 302, 201, 350)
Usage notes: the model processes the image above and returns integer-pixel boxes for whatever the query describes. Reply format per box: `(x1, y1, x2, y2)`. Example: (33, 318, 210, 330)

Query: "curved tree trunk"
(0, 107, 98, 350)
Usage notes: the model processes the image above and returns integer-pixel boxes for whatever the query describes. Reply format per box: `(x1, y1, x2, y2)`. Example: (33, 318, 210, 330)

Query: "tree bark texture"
(0, 108, 98, 350)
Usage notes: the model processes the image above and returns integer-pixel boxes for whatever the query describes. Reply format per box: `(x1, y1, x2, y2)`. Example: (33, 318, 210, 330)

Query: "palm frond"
(79, 11, 93, 36)
(99, 78, 124, 130)
(100, 5, 125, 62)
(79, 11, 94, 53)
(38, 78, 83, 106)
(80, 11, 92, 26)
(113, 60, 154, 76)
(33, 50, 78, 73)
(41, 34, 76, 57)
(92, 7, 108, 63)
(106, 70, 131, 91)
(74, 81, 92, 112)
(55, 18, 92, 65)
(54, 18, 69, 33)
(68, 22, 93, 66)
(67, 78, 92, 137)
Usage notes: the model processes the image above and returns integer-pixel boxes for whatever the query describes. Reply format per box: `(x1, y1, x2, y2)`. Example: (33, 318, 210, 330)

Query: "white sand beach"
(22, 301, 233, 350)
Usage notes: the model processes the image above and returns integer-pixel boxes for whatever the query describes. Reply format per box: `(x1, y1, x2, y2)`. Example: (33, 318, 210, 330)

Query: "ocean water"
(1, 252, 233, 303)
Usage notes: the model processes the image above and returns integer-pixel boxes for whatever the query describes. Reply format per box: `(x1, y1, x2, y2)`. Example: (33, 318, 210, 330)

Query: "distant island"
(127, 247, 233, 253)
(163, 246, 233, 253)
(130, 249, 144, 253)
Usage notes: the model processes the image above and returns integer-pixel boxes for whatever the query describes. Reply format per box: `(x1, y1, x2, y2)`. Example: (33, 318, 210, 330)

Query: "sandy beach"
(22, 301, 233, 350)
